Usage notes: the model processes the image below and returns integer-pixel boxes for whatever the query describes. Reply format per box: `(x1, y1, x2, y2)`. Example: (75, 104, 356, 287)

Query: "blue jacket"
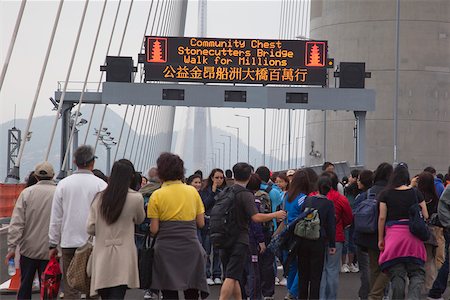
(260, 182, 283, 229)
(260, 182, 283, 212)
(435, 177, 445, 198)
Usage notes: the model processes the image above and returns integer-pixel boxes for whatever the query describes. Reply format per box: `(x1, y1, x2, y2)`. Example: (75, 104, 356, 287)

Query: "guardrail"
(0, 225, 9, 283)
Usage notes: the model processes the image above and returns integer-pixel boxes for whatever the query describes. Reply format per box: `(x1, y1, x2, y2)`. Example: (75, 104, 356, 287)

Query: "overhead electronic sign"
(143, 36, 328, 85)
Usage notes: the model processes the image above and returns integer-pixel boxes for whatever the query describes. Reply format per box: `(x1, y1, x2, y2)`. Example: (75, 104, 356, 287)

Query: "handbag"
(40, 257, 62, 300)
(138, 233, 157, 289)
(66, 236, 93, 294)
(408, 190, 431, 241)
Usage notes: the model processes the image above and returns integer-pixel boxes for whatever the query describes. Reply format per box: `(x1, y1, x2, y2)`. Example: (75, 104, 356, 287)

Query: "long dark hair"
(287, 170, 310, 203)
(304, 167, 318, 193)
(204, 168, 226, 190)
(418, 171, 439, 210)
(373, 162, 393, 183)
(317, 175, 332, 196)
(386, 164, 410, 190)
(100, 159, 135, 225)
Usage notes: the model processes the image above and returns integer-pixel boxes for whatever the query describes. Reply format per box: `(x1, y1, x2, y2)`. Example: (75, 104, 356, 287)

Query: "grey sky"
(0, 1, 284, 156)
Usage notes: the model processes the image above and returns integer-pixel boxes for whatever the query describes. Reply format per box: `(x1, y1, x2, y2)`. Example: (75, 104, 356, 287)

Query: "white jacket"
(49, 169, 107, 248)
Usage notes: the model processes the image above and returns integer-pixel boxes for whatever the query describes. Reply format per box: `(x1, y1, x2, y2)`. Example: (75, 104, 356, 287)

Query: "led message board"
(143, 37, 328, 85)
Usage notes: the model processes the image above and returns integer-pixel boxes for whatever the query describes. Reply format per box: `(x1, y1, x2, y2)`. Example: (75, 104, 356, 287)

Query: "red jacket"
(326, 189, 353, 242)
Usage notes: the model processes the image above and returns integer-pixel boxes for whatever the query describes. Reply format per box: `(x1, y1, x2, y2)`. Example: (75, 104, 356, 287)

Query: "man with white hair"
(48, 145, 107, 299)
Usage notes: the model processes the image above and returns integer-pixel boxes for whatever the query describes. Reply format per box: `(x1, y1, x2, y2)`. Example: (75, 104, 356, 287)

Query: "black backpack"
(209, 186, 242, 249)
(255, 190, 273, 231)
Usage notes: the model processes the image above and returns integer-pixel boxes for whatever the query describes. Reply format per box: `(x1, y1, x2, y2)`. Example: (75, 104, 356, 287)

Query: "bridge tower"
(306, 0, 450, 174)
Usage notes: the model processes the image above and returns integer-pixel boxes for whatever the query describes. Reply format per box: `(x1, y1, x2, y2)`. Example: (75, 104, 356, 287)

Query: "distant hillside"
(0, 106, 169, 181)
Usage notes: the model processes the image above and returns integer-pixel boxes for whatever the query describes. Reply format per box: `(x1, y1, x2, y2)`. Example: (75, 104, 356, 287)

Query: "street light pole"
(216, 142, 226, 170)
(235, 114, 250, 163)
(94, 128, 116, 176)
(220, 134, 232, 169)
(214, 147, 221, 170)
(226, 125, 240, 163)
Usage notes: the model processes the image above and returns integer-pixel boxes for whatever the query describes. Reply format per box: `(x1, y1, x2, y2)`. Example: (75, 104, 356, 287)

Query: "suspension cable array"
(267, 0, 311, 171)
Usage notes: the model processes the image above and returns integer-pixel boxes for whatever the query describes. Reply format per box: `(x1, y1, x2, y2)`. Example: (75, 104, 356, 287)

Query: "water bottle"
(8, 258, 16, 276)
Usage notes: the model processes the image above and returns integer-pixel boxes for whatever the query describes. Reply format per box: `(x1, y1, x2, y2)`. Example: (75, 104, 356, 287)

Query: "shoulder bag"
(408, 189, 431, 241)
(66, 236, 93, 294)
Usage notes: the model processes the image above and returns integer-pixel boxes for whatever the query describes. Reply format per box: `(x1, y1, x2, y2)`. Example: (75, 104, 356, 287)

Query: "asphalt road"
(1, 272, 366, 299)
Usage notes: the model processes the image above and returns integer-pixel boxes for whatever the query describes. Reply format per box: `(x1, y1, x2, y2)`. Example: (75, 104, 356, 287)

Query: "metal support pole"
(106, 146, 111, 176)
(354, 111, 367, 166)
(72, 128, 78, 170)
(57, 103, 73, 179)
(263, 109, 266, 166)
(323, 110, 327, 163)
(288, 109, 291, 168)
(394, 0, 400, 164)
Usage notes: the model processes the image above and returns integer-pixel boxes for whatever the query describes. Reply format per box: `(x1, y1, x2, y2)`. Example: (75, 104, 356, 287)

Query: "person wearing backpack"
(199, 168, 227, 285)
(255, 166, 284, 300)
(217, 163, 286, 300)
(296, 175, 336, 300)
(241, 173, 266, 299)
(137, 167, 161, 300)
(352, 163, 392, 300)
(282, 170, 310, 300)
(378, 163, 429, 300)
(351, 169, 374, 300)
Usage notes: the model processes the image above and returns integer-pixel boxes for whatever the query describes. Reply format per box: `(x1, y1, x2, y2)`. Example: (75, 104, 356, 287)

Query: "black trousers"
(98, 285, 127, 300)
(18, 255, 49, 300)
(297, 238, 326, 300)
(161, 289, 200, 300)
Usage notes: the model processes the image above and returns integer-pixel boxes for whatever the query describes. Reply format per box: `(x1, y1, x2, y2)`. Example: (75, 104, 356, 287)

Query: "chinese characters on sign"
(144, 37, 328, 85)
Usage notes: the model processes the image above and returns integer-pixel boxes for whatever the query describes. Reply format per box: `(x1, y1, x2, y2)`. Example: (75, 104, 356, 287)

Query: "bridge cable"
(112, 0, 136, 162)
(130, 2, 163, 167)
(122, 0, 156, 158)
(132, 105, 149, 164)
(139, 106, 156, 172)
(61, 0, 109, 173)
(115, 0, 167, 163)
(84, 0, 123, 146)
(134, 105, 153, 167)
(146, 107, 160, 168)
(45, 0, 90, 161)
(14, 0, 64, 172)
(140, 0, 175, 170)
(129, 106, 143, 158)
(0, 0, 27, 92)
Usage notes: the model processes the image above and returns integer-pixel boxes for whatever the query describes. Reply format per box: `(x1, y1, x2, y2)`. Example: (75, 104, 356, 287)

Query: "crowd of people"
(5, 144, 450, 300)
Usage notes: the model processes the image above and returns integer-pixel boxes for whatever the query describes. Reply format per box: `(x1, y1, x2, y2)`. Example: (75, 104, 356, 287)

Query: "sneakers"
(349, 263, 359, 273)
(341, 263, 350, 273)
(275, 277, 280, 285)
(214, 278, 222, 285)
(207, 278, 215, 285)
(284, 293, 296, 300)
(279, 277, 287, 286)
(144, 290, 158, 299)
(263, 297, 274, 300)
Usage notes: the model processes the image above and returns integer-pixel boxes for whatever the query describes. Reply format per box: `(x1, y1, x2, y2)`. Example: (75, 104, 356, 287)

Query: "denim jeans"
(286, 259, 298, 297)
(198, 222, 222, 279)
(320, 242, 343, 300)
(428, 229, 450, 299)
(260, 231, 275, 297)
(356, 247, 370, 300)
(18, 255, 49, 300)
(387, 263, 425, 300)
